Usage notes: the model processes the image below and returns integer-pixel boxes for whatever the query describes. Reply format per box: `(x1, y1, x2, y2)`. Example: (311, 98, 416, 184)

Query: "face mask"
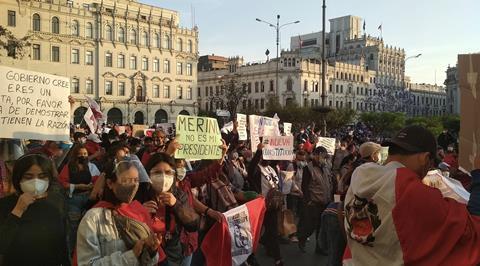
(151, 173, 174, 193)
(78, 156, 88, 164)
(124, 155, 131, 160)
(300, 131, 305, 134)
(176, 168, 187, 181)
(20, 178, 49, 196)
(230, 152, 239, 161)
(296, 161, 307, 168)
(114, 183, 139, 203)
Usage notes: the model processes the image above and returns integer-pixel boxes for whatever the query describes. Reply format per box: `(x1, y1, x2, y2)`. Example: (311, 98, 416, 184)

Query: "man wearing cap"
(344, 125, 480, 265)
(298, 146, 334, 253)
(358, 142, 382, 163)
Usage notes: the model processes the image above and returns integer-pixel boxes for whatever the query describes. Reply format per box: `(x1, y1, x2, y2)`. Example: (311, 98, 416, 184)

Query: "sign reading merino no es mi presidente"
(175, 115, 223, 159)
(0, 66, 71, 141)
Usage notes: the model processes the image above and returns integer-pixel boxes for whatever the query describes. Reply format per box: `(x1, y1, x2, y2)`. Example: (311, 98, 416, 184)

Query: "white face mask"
(150, 173, 174, 193)
(20, 178, 49, 196)
(176, 168, 187, 181)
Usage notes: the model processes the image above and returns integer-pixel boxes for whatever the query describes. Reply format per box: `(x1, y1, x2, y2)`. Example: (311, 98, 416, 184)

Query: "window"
(51, 46, 60, 62)
(85, 51, 93, 65)
(163, 35, 170, 49)
(187, 40, 193, 53)
(153, 59, 159, 72)
(186, 63, 192, 76)
(32, 14, 41, 31)
(142, 31, 148, 46)
(130, 56, 137, 69)
(261, 99, 265, 109)
(329, 84, 332, 92)
(142, 57, 148, 71)
(176, 62, 183, 75)
(51, 17, 59, 34)
(118, 82, 125, 96)
(8, 11, 16, 27)
(270, 80, 274, 91)
(286, 79, 293, 91)
(153, 85, 160, 98)
(117, 54, 125, 68)
(105, 52, 112, 67)
(105, 25, 113, 41)
(71, 78, 79, 93)
(177, 38, 183, 51)
(154, 33, 160, 48)
(247, 83, 251, 93)
(86, 22, 93, 38)
(130, 29, 137, 44)
(71, 20, 79, 36)
(336, 85, 339, 93)
(163, 85, 170, 98)
(105, 81, 112, 95)
(340, 85, 344, 93)
(197, 87, 201, 97)
(164, 60, 170, 73)
(32, 44, 40, 60)
(255, 99, 259, 109)
(304, 80, 308, 91)
(71, 49, 80, 64)
(113, 27, 124, 42)
(177, 87, 183, 100)
(86, 80, 93, 94)
(260, 81, 265, 92)
(186, 87, 192, 100)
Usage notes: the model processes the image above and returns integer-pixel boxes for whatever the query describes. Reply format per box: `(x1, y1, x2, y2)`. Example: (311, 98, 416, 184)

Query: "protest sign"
(132, 124, 148, 137)
(237, 113, 248, 141)
(249, 115, 261, 153)
(423, 170, 470, 204)
(156, 123, 175, 138)
(458, 54, 480, 171)
(221, 121, 234, 134)
(144, 129, 156, 137)
(0, 66, 70, 141)
(317, 137, 336, 155)
(258, 116, 280, 137)
(283, 122, 292, 136)
(262, 136, 294, 160)
(175, 115, 223, 159)
(216, 109, 231, 117)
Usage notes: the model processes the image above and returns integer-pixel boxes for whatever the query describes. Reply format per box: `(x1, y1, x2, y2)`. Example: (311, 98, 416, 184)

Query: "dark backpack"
(206, 177, 238, 213)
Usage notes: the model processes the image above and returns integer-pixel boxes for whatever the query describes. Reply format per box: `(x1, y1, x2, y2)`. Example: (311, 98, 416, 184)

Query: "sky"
(142, 0, 479, 85)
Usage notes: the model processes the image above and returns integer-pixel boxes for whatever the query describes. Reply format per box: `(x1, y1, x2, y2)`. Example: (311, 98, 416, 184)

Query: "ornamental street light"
(256, 15, 300, 97)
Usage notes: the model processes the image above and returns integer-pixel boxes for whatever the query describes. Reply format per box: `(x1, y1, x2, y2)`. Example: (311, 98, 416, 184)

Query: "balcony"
(136, 96, 146, 102)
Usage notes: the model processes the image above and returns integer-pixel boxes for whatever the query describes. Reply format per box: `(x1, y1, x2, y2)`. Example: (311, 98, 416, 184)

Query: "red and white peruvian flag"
(84, 107, 98, 134)
(201, 198, 266, 266)
(85, 96, 105, 122)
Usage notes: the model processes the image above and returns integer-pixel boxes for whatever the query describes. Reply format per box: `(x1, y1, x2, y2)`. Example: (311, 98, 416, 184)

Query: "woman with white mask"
(0, 154, 69, 266)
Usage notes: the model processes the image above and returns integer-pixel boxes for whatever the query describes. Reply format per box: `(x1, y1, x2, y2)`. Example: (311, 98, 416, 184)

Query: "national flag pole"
(378, 23, 383, 39)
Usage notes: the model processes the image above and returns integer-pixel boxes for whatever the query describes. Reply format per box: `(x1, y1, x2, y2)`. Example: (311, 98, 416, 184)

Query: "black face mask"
(78, 156, 88, 164)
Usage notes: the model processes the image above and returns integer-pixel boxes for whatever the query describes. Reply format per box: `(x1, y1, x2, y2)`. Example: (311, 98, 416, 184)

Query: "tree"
(406, 116, 443, 137)
(363, 85, 415, 114)
(326, 108, 357, 130)
(0, 25, 31, 60)
(209, 78, 248, 117)
(441, 115, 460, 135)
(360, 112, 406, 137)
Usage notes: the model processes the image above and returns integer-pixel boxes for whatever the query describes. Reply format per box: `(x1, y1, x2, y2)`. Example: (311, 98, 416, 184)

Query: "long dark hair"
(68, 144, 88, 173)
(12, 154, 55, 193)
(144, 152, 175, 174)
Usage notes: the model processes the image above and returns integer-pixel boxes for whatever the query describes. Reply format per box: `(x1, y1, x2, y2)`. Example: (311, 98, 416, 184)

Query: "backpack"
(206, 177, 238, 213)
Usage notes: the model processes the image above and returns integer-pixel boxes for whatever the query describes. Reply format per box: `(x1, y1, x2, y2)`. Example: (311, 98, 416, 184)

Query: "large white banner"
(262, 135, 295, 160)
(0, 66, 70, 141)
(237, 113, 248, 141)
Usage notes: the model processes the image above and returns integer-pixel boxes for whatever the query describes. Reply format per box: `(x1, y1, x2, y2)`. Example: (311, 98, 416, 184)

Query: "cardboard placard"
(317, 137, 336, 155)
(132, 124, 148, 138)
(249, 115, 261, 153)
(237, 113, 248, 141)
(156, 123, 175, 138)
(0, 66, 70, 141)
(458, 54, 480, 172)
(283, 122, 292, 136)
(175, 115, 222, 159)
(262, 135, 295, 160)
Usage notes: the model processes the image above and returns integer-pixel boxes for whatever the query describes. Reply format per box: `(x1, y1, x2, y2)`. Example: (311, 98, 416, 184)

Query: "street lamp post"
(256, 16, 300, 98)
(403, 53, 422, 89)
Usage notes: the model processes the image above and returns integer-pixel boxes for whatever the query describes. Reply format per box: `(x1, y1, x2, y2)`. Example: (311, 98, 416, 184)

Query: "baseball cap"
(359, 142, 382, 158)
(382, 125, 438, 160)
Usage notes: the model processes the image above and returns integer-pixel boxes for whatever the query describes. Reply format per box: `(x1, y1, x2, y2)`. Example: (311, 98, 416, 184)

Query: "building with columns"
(408, 83, 447, 117)
(0, 0, 199, 125)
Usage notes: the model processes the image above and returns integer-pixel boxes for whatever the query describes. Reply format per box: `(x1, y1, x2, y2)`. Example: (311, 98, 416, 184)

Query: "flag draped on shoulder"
(201, 197, 266, 266)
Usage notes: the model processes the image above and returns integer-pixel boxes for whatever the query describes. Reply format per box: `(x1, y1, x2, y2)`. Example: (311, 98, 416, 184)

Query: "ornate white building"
(445, 65, 460, 115)
(0, 0, 199, 125)
(408, 83, 447, 116)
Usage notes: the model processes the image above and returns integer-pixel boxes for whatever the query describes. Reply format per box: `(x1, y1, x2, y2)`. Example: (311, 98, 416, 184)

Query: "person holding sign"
(0, 154, 69, 266)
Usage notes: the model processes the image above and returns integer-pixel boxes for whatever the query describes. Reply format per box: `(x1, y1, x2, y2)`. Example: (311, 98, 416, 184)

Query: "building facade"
(0, 0, 199, 125)
(408, 83, 447, 117)
(445, 65, 460, 115)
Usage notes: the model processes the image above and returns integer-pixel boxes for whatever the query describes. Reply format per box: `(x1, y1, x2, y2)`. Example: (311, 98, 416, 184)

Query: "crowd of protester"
(0, 117, 479, 266)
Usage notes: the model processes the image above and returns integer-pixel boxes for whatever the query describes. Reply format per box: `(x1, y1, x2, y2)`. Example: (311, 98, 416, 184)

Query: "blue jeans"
(66, 192, 90, 257)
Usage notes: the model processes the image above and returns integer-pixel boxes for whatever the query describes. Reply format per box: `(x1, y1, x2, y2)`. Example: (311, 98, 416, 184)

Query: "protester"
(345, 125, 480, 265)
(76, 160, 160, 266)
(437, 129, 456, 151)
(0, 154, 69, 266)
(297, 146, 333, 254)
(58, 144, 101, 257)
